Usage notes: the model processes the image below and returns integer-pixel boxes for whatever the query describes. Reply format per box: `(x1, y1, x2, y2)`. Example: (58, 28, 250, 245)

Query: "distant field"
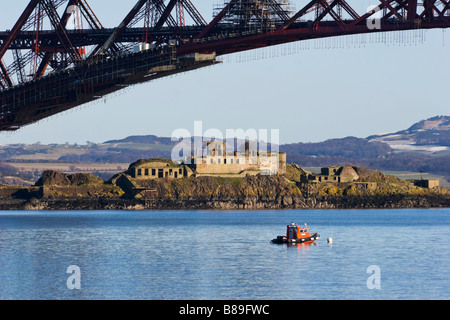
(4, 145, 88, 161)
(6, 163, 450, 188)
(103, 142, 174, 151)
(7, 163, 130, 173)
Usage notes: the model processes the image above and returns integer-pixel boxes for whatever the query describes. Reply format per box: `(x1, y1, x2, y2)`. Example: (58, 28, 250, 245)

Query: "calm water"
(0, 208, 449, 300)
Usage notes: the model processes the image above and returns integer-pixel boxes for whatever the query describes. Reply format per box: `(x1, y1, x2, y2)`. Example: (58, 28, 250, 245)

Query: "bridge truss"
(1, 0, 450, 131)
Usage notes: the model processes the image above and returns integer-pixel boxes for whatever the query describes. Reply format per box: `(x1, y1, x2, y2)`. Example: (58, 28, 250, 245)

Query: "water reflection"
(287, 242, 317, 251)
(0, 209, 449, 299)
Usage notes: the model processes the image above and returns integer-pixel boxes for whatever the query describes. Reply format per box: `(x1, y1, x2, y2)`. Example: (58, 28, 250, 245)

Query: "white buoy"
(327, 237, 333, 244)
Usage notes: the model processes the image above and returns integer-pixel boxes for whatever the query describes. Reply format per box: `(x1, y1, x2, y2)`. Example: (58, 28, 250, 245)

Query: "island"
(0, 147, 448, 210)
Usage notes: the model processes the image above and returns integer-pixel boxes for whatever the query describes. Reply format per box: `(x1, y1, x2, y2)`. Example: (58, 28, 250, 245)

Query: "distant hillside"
(367, 115, 450, 152)
(104, 135, 175, 145)
(407, 115, 450, 132)
(280, 136, 392, 159)
(284, 116, 450, 181)
(1, 116, 449, 184)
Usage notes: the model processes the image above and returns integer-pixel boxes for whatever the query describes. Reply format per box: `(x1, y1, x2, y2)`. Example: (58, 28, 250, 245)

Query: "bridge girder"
(1, 1, 449, 60)
(1, 0, 450, 131)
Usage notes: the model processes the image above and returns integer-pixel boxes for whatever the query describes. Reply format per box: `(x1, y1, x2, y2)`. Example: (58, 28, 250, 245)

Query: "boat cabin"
(286, 222, 310, 241)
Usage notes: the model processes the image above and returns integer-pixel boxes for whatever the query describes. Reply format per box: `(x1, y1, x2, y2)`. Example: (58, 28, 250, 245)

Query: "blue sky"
(0, 0, 449, 145)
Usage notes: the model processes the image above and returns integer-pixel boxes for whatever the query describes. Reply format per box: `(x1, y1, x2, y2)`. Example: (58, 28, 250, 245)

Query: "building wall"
(428, 180, 440, 188)
(194, 161, 260, 175)
(414, 179, 440, 189)
(339, 174, 356, 183)
(278, 153, 287, 175)
(191, 152, 286, 176)
(321, 166, 340, 176)
(132, 162, 185, 180)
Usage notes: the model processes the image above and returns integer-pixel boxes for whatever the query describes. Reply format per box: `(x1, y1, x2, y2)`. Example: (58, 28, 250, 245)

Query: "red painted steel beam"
(433, 1, 450, 18)
(442, 1, 450, 17)
(351, 2, 386, 26)
(36, 0, 80, 78)
(181, 0, 206, 26)
(379, 0, 404, 20)
(77, 0, 103, 30)
(153, 0, 178, 31)
(338, 0, 360, 20)
(195, 0, 239, 39)
(180, 15, 450, 56)
(0, 0, 40, 60)
(0, 0, 40, 86)
(315, 0, 346, 31)
(420, 0, 433, 21)
(95, 0, 148, 56)
(407, 0, 418, 20)
(40, 0, 81, 62)
(267, 0, 291, 21)
(0, 59, 13, 87)
(277, 0, 317, 32)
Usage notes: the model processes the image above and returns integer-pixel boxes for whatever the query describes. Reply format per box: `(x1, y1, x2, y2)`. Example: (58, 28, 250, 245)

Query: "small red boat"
(271, 222, 320, 244)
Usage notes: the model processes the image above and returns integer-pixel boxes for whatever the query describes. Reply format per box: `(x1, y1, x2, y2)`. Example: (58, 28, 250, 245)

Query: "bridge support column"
(407, 0, 418, 21)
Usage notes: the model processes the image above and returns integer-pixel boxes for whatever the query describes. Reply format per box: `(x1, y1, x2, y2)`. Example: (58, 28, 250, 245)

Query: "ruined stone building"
(129, 159, 192, 180)
(186, 141, 287, 177)
(126, 140, 287, 180)
(300, 165, 360, 184)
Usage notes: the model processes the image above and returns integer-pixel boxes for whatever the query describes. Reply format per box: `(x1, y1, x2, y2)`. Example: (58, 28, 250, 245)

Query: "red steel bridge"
(1, 0, 450, 131)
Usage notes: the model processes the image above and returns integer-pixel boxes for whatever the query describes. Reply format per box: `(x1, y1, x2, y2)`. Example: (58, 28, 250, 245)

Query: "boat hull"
(271, 233, 320, 244)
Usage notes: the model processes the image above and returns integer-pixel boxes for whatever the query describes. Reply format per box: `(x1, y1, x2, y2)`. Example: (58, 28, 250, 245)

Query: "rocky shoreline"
(1, 165, 449, 211)
(1, 193, 448, 211)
